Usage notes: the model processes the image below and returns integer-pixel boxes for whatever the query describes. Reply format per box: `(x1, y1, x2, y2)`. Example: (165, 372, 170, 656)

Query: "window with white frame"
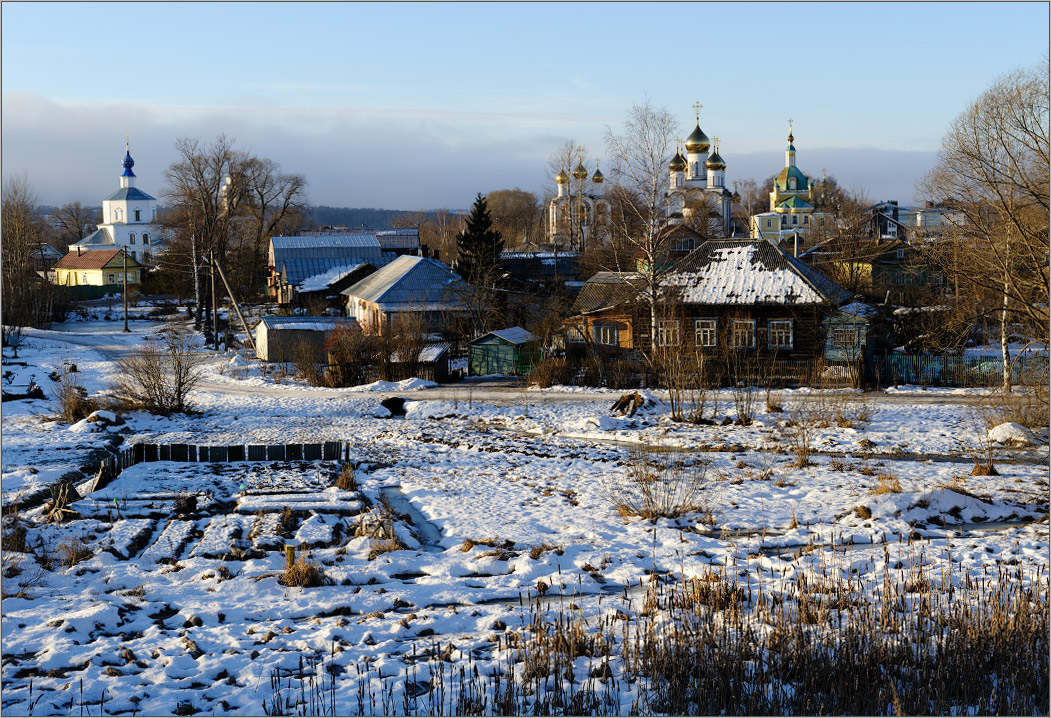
(768, 320, 793, 350)
(108, 273, 116, 283)
(593, 324, 618, 346)
(732, 320, 755, 348)
(567, 326, 586, 344)
(766, 218, 773, 229)
(656, 320, 680, 347)
(694, 318, 717, 347)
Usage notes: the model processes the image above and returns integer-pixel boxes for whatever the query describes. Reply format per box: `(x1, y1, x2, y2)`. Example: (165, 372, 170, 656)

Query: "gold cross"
(714, 136, 720, 152)
(126, 131, 129, 151)
(693, 102, 702, 122)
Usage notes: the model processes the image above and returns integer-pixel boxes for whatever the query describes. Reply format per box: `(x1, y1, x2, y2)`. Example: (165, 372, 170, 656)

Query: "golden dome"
(573, 160, 589, 180)
(669, 152, 687, 171)
(685, 123, 710, 153)
(592, 167, 604, 183)
(555, 169, 568, 184)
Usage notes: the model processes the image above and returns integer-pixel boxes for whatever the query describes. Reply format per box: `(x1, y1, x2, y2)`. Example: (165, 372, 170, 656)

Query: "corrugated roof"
(271, 234, 383, 251)
(103, 187, 156, 202)
(270, 234, 388, 285)
(53, 249, 138, 270)
(570, 272, 640, 315)
(667, 239, 849, 306)
(341, 255, 466, 309)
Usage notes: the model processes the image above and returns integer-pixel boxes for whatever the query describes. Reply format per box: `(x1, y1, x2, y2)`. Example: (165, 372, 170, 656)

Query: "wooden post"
(285, 544, 295, 569)
(213, 258, 257, 353)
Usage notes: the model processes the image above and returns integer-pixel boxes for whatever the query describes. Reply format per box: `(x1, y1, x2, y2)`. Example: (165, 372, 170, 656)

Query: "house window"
(135, 209, 141, 221)
(832, 327, 860, 348)
(766, 218, 773, 229)
(656, 320, 680, 347)
(131, 250, 137, 260)
(142, 233, 149, 246)
(732, 320, 756, 348)
(768, 320, 794, 350)
(781, 215, 787, 227)
(108, 273, 116, 284)
(896, 248, 905, 259)
(818, 217, 826, 228)
(593, 325, 619, 346)
(568, 326, 586, 344)
(694, 319, 717, 347)
(129, 233, 136, 244)
(791, 214, 798, 225)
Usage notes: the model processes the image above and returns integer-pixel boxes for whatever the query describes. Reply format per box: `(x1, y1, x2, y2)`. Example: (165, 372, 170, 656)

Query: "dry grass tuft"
(57, 539, 93, 569)
(278, 556, 328, 587)
(872, 475, 903, 494)
(337, 464, 357, 491)
(529, 543, 563, 561)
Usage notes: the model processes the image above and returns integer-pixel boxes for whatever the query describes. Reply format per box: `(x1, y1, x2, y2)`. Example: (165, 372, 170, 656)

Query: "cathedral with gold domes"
(666, 105, 734, 237)
(547, 155, 611, 251)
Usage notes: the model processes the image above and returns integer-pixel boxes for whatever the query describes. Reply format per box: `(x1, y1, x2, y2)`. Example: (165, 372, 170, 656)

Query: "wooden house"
(254, 315, 360, 363)
(52, 248, 141, 287)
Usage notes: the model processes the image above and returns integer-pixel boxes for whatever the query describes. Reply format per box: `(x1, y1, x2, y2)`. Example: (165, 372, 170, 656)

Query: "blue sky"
(2, 2, 1047, 210)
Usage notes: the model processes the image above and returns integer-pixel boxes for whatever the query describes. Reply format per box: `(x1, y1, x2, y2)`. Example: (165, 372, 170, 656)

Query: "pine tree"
(454, 193, 504, 285)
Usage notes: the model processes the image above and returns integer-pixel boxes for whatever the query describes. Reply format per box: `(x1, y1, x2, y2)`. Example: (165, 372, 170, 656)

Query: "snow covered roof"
(838, 302, 879, 318)
(666, 240, 850, 306)
(297, 263, 370, 293)
(487, 327, 537, 345)
(341, 255, 467, 310)
(270, 234, 387, 286)
(256, 316, 360, 332)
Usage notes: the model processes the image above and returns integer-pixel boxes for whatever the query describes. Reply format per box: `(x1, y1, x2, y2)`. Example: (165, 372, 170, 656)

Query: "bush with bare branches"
(603, 447, 713, 521)
(111, 325, 205, 414)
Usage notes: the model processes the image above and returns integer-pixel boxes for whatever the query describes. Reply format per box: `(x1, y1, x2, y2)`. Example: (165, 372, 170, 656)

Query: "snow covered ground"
(2, 316, 1048, 715)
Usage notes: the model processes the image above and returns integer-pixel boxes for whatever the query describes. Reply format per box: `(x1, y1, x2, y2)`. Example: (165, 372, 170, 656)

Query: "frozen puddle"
(380, 485, 445, 552)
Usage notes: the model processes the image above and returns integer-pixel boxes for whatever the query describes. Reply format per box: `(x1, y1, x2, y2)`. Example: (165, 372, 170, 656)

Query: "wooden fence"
(90, 440, 349, 493)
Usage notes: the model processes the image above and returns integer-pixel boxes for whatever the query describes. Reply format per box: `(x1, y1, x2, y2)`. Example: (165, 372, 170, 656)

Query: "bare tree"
(604, 101, 679, 356)
(919, 59, 1049, 390)
(2, 174, 56, 328)
(50, 201, 100, 248)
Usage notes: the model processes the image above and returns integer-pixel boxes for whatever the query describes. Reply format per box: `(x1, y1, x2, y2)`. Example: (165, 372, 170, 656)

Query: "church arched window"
(142, 233, 149, 245)
(789, 179, 797, 190)
(129, 233, 136, 245)
(135, 209, 141, 221)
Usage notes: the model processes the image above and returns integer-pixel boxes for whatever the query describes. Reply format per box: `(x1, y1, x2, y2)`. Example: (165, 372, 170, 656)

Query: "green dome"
(775, 165, 809, 193)
(684, 123, 710, 153)
(669, 152, 687, 171)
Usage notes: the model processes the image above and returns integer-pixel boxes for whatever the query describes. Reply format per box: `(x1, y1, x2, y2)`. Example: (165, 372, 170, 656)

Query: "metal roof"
(475, 327, 537, 345)
(256, 316, 360, 332)
(103, 187, 156, 202)
(341, 255, 466, 309)
(71, 228, 114, 247)
(271, 234, 388, 285)
(271, 234, 383, 251)
(570, 272, 641, 315)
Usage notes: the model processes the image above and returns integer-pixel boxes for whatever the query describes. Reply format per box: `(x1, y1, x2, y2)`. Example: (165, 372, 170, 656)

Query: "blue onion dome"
(122, 149, 136, 177)
(685, 123, 710, 153)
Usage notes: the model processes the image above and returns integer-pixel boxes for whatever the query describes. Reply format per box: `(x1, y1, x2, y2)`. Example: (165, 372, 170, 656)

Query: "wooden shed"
(254, 316, 360, 363)
(468, 327, 542, 376)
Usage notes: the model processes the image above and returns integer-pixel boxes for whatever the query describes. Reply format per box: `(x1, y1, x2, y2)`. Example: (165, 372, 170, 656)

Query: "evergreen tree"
(453, 193, 504, 285)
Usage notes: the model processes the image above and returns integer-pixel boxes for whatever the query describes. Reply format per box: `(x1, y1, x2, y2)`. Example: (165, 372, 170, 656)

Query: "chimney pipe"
(793, 234, 799, 258)
(77, 246, 81, 257)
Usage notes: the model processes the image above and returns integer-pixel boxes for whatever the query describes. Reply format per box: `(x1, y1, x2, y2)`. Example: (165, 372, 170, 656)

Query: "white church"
(70, 142, 164, 265)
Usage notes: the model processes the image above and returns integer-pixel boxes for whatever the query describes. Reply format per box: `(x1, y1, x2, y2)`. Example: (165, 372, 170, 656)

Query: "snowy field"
(2, 316, 1048, 715)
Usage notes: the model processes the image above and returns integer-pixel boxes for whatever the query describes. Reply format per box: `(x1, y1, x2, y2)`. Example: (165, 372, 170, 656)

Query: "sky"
(1, 2, 1047, 211)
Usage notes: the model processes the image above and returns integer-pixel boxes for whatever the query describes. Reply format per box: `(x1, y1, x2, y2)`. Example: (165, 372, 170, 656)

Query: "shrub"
(528, 356, 571, 388)
(51, 362, 99, 423)
(291, 338, 326, 387)
(604, 447, 712, 520)
(111, 325, 204, 414)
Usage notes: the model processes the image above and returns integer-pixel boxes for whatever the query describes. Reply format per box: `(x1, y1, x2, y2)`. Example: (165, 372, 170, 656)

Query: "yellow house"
(53, 248, 142, 286)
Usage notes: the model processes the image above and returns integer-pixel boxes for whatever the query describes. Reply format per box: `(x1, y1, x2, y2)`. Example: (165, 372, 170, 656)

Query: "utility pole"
(122, 251, 129, 332)
(210, 251, 218, 350)
(191, 234, 200, 330)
